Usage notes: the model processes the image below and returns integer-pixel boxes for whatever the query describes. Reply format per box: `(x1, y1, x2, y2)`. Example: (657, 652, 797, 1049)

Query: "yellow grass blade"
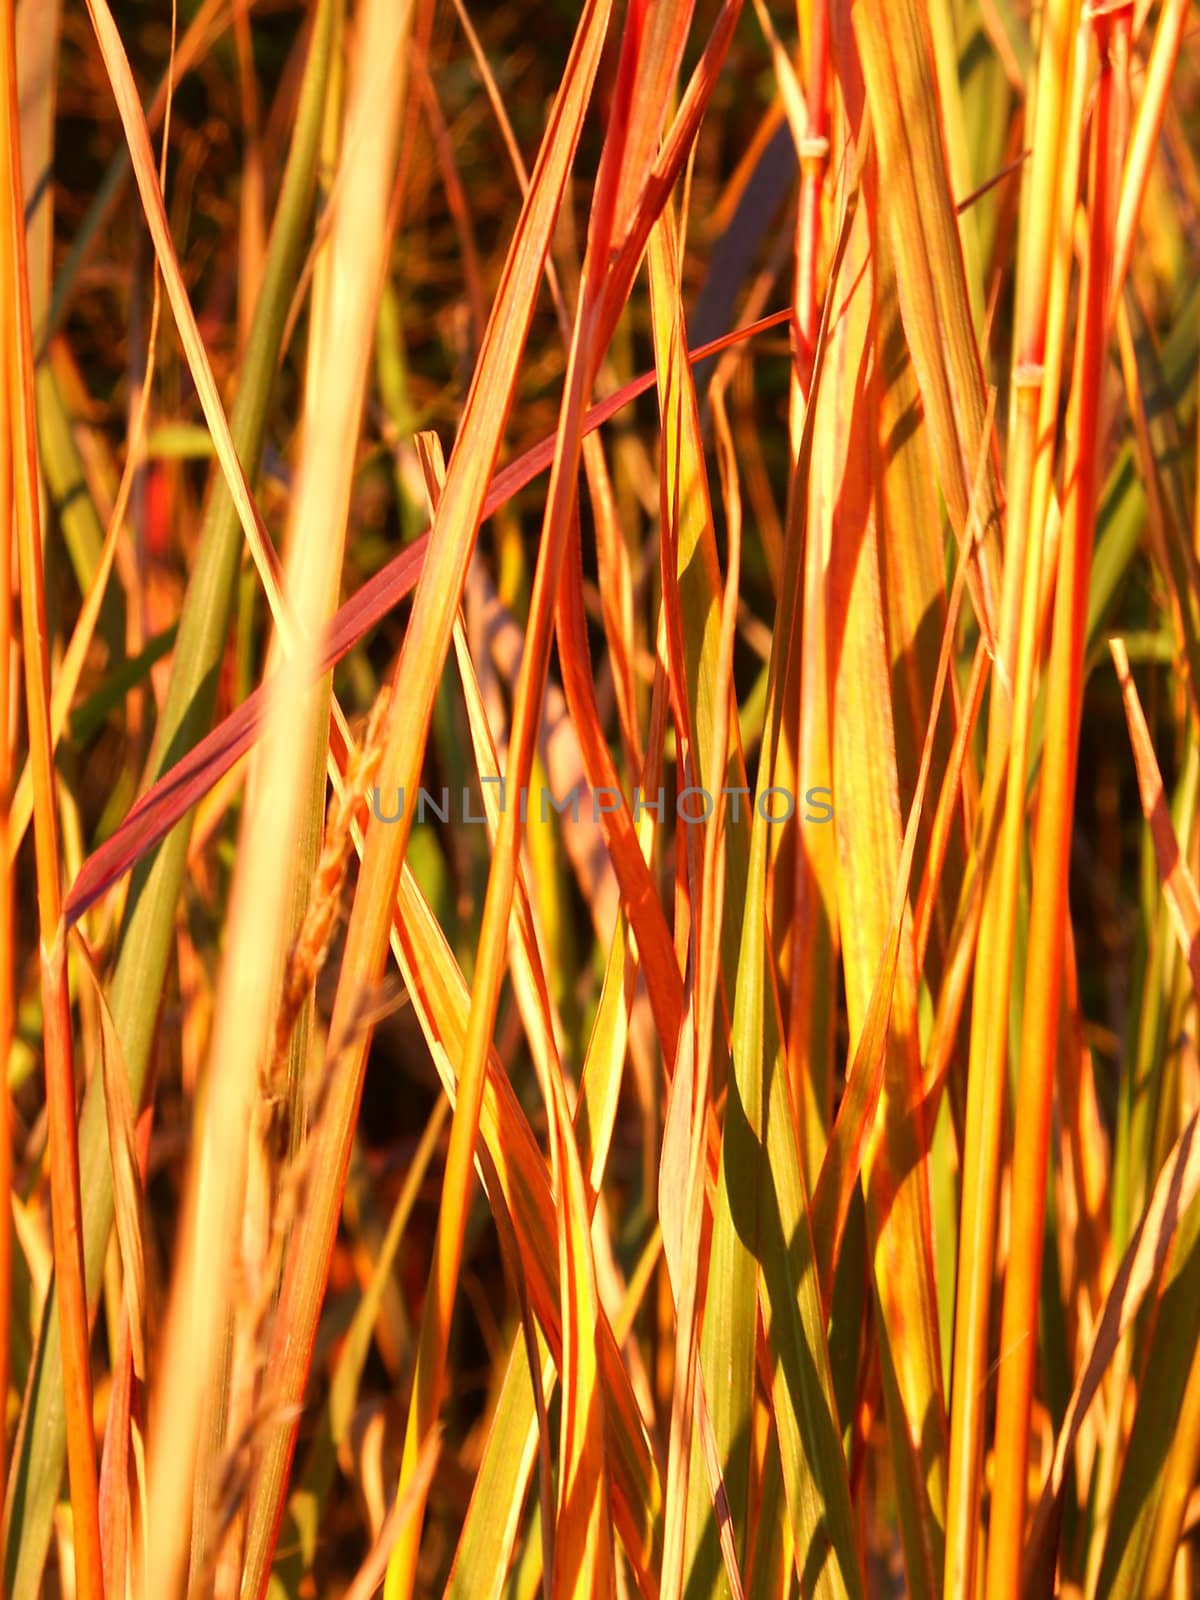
(820, 158, 947, 1600)
(136, 0, 413, 1591)
(680, 177, 865, 1600)
(656, 236, 747, 1600)
(1109, 0, 1189, 319)
(646, 189, 757, 1600)
(811, 415, 977, 1311)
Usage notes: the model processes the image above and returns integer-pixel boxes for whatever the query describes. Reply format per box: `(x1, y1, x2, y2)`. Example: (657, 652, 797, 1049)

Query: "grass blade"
(2, 7, 336, 1590)
(1, 5, 101, 1588)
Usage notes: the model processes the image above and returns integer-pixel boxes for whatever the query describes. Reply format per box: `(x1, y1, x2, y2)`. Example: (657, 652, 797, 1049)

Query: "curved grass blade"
(64, 308, 789, 928)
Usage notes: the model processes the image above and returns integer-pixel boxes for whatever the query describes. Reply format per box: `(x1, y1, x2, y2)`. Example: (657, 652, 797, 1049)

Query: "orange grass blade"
(545, 1098, 616, 1599)
(555, 514, 682, 1058)
(597, 2, 745, 351)
(795, 0, 831, 389)
(1140, 1317, 1200, 1597)
(610, 0, 695, 248)
(0, 20, 12, 1548)
(15, 0, 60, 332)
(1, 5, 102, 1590)
(986, 14, 1123, 1585)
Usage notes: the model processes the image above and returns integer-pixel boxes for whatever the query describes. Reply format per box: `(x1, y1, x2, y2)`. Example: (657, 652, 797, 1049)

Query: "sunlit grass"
(2, 0, 1199, 1596)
